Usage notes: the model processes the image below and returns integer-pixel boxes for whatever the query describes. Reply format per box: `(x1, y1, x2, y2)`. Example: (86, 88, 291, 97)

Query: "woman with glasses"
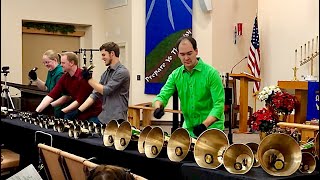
(28, 50, 67, 117)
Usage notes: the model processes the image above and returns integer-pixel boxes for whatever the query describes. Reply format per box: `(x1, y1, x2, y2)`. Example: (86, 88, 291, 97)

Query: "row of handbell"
(103, 119, 319, 176)
(9, 111, 105, 138)
(9, 111, 319, 176)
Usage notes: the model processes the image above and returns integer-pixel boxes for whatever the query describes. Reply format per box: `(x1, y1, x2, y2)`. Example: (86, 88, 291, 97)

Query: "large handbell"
(194, 128, 229, 169)
(257, 133, 302, 176)
(144, 126, 170, 158)
(114, 121, 140, 150)
(246, 142, 260, 167)
(223, 144, 254, 174)
(103, 120, 119, 147)
(138, 126, 153, 153)
(167, 128, 195, 162)
(299, 152, 316, 174)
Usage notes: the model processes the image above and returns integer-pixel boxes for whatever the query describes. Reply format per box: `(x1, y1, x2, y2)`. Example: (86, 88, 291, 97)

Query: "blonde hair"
(61, 52, 79, 66)
(43, 50, 61, 63)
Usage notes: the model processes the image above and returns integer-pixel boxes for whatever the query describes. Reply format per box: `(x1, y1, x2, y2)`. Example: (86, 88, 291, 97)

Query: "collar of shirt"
(182, 57, 203, 73)
(49, 64, 61, 76)
(66, 67, 82, 78)
(108, 62, 121, 71)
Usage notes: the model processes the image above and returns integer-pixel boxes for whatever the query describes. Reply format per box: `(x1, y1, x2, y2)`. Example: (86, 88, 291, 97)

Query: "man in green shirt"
(153, 36, 225, 138)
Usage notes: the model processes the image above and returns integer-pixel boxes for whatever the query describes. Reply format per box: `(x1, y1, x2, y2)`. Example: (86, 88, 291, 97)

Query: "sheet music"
(7, 164, 43, 180)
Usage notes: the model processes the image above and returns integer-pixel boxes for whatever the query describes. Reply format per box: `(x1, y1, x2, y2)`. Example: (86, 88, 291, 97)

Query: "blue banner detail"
(145, 0, 193, 94)
(307, 81, 319, 120)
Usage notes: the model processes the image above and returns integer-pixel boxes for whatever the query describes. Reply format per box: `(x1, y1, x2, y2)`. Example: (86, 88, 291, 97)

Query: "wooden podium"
(230, 73, 261, 133)
(277, 81, 308, 124)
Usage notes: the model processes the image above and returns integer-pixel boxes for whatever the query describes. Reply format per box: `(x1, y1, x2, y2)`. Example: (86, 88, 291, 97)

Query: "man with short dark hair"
(68, 42, 130, 124)
(153, 36, 225, 138)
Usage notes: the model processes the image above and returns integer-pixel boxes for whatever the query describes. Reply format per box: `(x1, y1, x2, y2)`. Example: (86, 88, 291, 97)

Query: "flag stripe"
(247, 16, 261, 93)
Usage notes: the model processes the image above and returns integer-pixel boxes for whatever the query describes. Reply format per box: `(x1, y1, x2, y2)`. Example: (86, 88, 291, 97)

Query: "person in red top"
(33, 52, 102, 121)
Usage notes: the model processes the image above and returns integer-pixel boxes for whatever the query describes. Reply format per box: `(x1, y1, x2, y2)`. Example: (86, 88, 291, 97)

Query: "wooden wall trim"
(22, 27, 85, 37)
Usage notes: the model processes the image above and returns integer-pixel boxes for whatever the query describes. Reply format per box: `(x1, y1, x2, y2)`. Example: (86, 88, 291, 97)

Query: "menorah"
(292, 36, 319, 81)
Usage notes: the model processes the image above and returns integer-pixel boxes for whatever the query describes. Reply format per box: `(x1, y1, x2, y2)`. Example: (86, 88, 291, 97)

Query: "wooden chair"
(38, 143, 66, 180)
(60, 151, 98, 180)
(1, 149, 20, 177)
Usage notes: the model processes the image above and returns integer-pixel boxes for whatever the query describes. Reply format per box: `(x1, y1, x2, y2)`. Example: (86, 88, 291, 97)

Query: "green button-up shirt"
(45, 64, 64, 116)
(154, 58, 225, 138)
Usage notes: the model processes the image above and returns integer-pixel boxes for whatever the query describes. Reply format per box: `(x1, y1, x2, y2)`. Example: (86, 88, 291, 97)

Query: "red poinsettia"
(271, 92, 298, 115)
(249, 107, 279, 132)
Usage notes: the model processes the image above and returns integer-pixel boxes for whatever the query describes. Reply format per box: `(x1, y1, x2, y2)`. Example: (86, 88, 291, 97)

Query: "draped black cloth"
(1, 118, 319, 180)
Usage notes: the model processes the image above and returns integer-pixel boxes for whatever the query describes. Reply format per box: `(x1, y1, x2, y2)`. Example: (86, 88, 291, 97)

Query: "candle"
(316, 36, 319, 53)
(312, 38, 314, 55)
(295, 49, 297, 67)
(300, 45, 303, 63)
(304, 43, 307, 59)
(308, 41, 310, 57)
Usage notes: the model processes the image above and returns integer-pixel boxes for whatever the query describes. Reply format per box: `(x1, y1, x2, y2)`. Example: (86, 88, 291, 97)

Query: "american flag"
(248, 16, 261, 93)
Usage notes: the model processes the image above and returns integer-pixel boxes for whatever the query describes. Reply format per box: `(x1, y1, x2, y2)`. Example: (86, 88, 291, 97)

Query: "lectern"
(230, 73, 261, 133)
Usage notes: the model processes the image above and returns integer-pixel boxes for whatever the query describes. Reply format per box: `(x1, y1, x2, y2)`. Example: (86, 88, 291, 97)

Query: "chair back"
(38, 143, 66, 180)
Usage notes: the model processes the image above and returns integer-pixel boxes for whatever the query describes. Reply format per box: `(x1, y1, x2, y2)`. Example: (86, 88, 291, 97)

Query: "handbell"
(299, 152, 316, 174)
(193, 128, 229, 169)
(167, 128, 196, 162)
(103, 120, 119, 147)
(223, 143, 254, 174)
(257, 133, 302, 176)
(137, 126, 153, 154)
(144, 126, 170, 158)
(73, 124, 90, 139)
(114, 121, 138, 150)
(246, 142, 260, 167)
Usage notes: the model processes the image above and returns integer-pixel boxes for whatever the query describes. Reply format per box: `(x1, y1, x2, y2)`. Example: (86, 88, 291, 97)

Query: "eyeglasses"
(42, 60, 54, 65)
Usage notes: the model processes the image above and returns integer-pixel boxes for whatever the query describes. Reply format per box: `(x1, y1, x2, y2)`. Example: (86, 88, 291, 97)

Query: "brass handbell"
(167, 128, 196, 162)
(193, 128, 229, 169)
(257, 133, 302, 176)
(138, 126, 153, 153)
(114, 121, 138, 151)
(73, 124, 90, 139)
(246, 142, 260, 167)
(144, 126, 170, 158)
(299, 152, 316, 174)
(223, 144, 254, 174)
(103, 120, 119, 147)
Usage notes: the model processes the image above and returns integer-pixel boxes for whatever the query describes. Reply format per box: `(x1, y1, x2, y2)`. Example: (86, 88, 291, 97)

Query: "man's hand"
(28, 70, 37, 81)
(81, 67, 93, 80)
(56, 110, 66, 119)
(65, 109, 81, 120)
(153, 107, 164, 119)
(31, 111, 39, 118)
(193, 123, 207, 137)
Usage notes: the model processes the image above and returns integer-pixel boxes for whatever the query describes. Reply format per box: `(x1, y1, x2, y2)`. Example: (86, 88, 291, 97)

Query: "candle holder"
(292, 67, 299, 81)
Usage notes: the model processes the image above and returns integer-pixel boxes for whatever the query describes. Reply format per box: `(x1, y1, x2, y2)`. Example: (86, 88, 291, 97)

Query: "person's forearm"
(88, 79, 104, 94)
(36, 96, 53, 112)
(202, 116, 217, 127)
(34, 79, 47, 91)
(51, 95, 72, 107)
(61, 101, 79, 113)
(153, 100, 163, 109)
(78, 97, 95, 112)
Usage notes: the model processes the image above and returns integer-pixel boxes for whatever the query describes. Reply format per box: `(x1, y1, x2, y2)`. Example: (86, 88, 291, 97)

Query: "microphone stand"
(225, 73, 233, 144)
(230, 56, 248, 74)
